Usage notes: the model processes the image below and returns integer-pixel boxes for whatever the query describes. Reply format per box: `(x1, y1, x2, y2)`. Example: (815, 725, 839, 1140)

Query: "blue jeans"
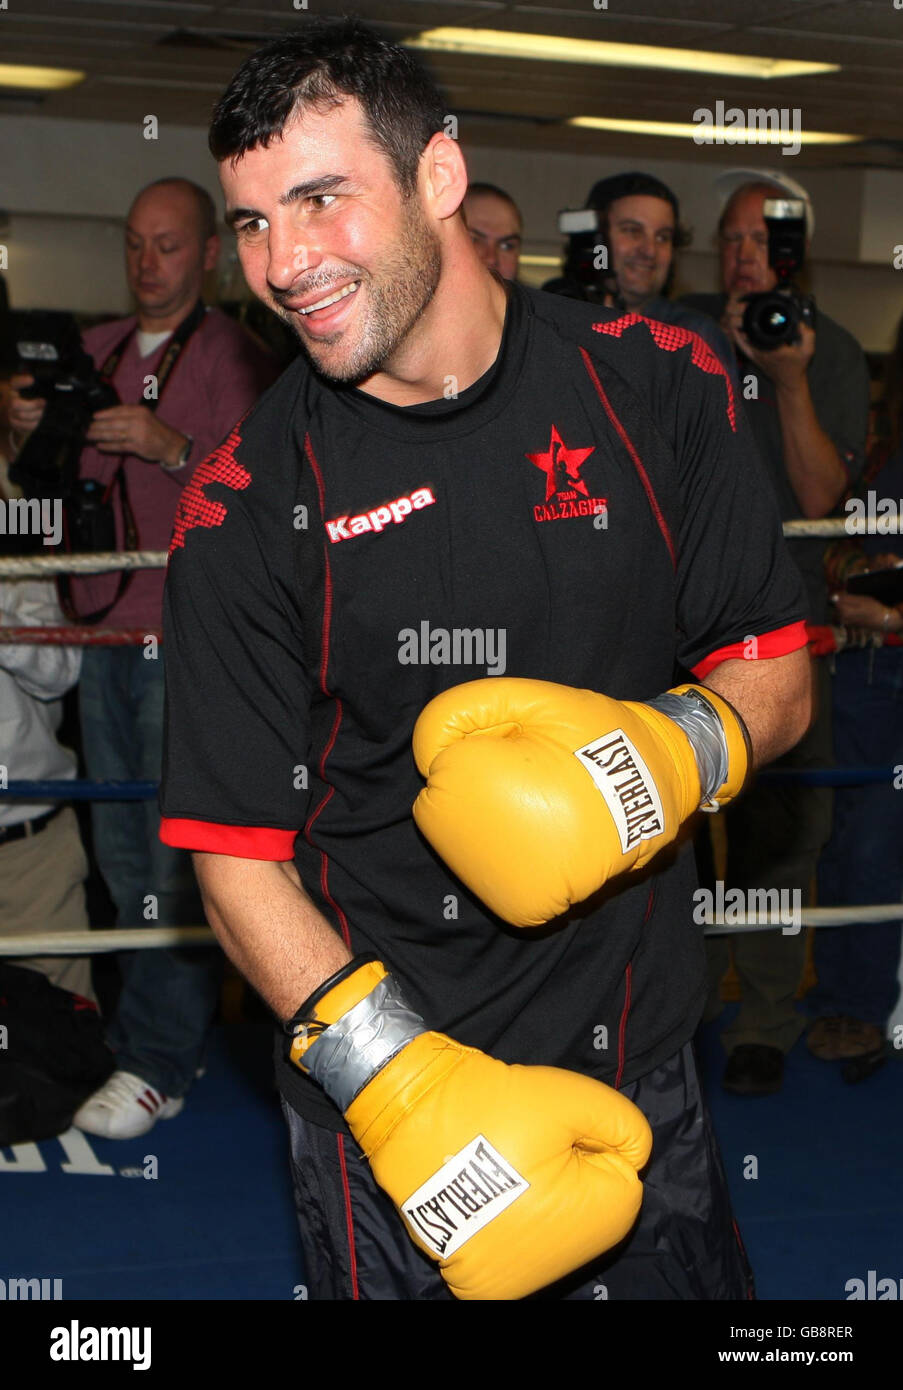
(79, 647, 221, 1096)
(811, 647, 903, 1028)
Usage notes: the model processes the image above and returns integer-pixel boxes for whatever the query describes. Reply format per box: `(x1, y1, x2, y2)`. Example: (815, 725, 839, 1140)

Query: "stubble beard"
(282, 198, 443, 385)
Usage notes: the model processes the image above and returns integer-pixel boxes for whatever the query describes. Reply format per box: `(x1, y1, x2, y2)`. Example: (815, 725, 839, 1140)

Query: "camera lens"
(742, 290, 801, 351)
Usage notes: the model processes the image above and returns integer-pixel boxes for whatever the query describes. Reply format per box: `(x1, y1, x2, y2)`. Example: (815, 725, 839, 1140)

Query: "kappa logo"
(325, 486, 436, 544)
(526, 426, 607, 524)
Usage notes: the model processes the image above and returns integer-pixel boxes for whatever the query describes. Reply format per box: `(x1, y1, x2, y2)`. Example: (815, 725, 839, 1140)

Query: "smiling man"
(544, 172, 734, 372)
(159, 20, 812, 1301)
(594, 179, 680, 310)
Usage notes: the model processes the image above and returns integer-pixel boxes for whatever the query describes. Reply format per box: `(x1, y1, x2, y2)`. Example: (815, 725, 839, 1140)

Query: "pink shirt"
(70, 307, 279, 627)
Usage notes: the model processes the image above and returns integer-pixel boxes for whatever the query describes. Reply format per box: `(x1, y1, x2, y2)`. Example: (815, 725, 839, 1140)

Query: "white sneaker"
(72, 1070, 184, 1140)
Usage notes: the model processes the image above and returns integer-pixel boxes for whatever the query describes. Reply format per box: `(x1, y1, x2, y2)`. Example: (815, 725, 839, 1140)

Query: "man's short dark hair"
(208, 19, 447, 197)
(138, 178, 218, 241)
(586, 171, 691, 250)
(464, 182, 522, 225)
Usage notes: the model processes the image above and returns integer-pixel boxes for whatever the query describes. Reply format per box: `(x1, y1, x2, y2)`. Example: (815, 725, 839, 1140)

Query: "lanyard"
(99, 298, 207, 408)
(60, 300, 207, 622)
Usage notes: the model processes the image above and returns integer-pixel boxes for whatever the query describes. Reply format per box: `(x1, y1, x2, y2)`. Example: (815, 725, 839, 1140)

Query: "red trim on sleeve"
(691, 620, 809, 680)
(159, 818, 298, 859)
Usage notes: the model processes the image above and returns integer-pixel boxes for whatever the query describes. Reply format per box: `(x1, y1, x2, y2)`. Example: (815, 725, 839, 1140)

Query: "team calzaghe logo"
(526, 425, 606, 524)
(402, 1135, 530, 1258)
(574, 729, 665, 852)
(325, 485, 436, 543)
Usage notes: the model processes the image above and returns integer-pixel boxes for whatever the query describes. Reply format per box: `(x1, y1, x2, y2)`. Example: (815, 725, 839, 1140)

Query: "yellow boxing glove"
(287, 956, 652, 1302)
(413, 677, 750, 927)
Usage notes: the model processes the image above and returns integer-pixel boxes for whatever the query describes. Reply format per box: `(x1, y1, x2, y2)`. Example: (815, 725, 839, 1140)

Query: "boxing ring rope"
(0, 627, 161, 646)
(2, 910, 902, 956)
(0, 550, 167, 578)
(1, 529, 902, 954)
(783, 517, 903, 537)
(0, 511, 896, 583)
(0, 928, 216, 955)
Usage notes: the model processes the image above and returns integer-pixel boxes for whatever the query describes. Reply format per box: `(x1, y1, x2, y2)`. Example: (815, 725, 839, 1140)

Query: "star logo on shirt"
(526, 427, 595, 501)
(527, 426, 607, 526)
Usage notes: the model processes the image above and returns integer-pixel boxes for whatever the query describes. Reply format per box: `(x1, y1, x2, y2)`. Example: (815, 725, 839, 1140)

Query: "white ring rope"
(703, 903, 903, 934)
(0, 927, 215, 955)
(0, 551, 168, 578)
(0, 516, 898, 579)
(782, 517, 901, 538)
(1, 906, 901, 955)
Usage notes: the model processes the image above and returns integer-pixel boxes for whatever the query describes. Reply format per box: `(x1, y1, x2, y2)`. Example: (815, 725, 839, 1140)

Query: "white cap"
(713, 167, 814, 239)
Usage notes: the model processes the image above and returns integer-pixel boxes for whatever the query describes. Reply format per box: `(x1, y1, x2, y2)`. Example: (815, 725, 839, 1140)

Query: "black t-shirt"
(160, 283, 807, 1132)
(681, 292, 870, 623)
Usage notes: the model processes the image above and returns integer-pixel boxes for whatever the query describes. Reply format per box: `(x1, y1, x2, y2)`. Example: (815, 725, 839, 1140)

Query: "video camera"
(741, 198, 816, 351)
(555, 207, 615, 302)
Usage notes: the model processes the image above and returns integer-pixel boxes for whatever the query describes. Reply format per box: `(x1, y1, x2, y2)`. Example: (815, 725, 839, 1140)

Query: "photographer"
(8, 177, 278, 1140)
(684, 170, 870, 1096)
(543, 171, 734, 372)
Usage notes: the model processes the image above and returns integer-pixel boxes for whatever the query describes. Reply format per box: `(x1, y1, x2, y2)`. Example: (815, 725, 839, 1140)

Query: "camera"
(9, 310, 120, 502)
(8, 310, 123, 554)
(554, 207, 614, 301)
(741, 198, 816, 351)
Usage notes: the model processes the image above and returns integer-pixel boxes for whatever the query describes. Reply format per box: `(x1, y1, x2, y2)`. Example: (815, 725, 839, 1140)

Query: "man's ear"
(419, 131, 468, 221)
(203, 234, 221, 274)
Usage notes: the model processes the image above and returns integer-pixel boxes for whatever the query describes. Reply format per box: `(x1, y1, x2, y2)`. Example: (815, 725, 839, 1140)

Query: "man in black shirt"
(160, 21, 811, 1299)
